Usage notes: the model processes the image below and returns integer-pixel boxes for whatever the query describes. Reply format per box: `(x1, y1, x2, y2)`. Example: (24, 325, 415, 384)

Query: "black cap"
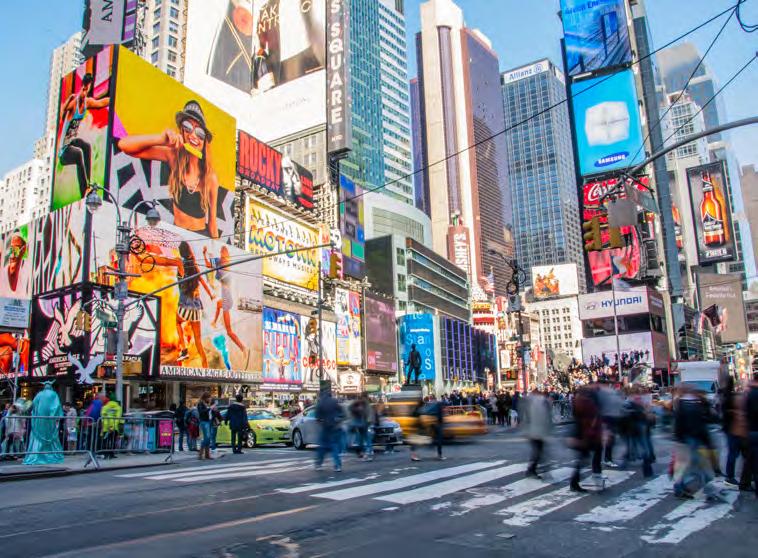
(175, 100, 212, 141)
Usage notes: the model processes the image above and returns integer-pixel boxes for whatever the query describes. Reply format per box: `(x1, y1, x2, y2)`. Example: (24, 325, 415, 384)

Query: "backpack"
(186, 411, 200, 438)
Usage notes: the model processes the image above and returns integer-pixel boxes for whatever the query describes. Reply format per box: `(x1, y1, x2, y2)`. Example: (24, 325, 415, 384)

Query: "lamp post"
(85, 185, 160, 407)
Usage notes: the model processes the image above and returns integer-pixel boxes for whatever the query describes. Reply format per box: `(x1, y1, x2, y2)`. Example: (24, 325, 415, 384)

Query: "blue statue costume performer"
(23, 381, 64, 465)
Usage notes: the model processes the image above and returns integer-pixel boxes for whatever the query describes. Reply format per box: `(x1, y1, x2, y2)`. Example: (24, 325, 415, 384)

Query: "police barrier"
(92, 416, 175, 463)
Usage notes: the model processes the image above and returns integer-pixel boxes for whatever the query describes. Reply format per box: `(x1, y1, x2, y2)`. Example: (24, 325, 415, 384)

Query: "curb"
(0, 458, 179, 483)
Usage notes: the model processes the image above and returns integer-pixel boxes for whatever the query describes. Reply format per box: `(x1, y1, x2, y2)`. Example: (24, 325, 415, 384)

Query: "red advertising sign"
(583, 176, 650, 220)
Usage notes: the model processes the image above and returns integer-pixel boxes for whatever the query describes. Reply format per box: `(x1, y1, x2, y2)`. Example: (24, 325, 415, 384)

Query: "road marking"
(441, 467, 575, 515)
(312, 461, 506, 501)
(116, 457, 309, 478)
(132, 460, 306, 481)
(376, 463, 528, 505)
(499, 470, 634, 527)
(277, 475, 378, 494)
(575, 475, 671, 524)
(171, 466, 311, 483)
(641, 491, 739, 544)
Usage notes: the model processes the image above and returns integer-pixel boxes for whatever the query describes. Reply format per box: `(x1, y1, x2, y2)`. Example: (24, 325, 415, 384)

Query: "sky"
(0, 0, 755, 175)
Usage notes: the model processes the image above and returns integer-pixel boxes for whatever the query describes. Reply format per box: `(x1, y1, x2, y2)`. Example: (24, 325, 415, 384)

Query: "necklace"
(184, 173, 200, 193)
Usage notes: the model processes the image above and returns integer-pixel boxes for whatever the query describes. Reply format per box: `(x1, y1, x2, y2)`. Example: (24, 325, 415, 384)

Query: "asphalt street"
(1, 424, 756, 558)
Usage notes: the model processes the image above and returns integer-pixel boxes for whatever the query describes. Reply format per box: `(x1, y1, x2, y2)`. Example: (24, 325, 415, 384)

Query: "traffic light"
(75, 310, 92, 332)
(583, 217, 602, 251)
(328, 251, 342, 279)
(608, 226, 626, 249)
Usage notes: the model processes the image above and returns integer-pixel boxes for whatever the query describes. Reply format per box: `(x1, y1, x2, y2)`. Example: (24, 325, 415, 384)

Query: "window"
(166, 65, 176, 77)
(168, 35, 178, 48)
(168, 50, 177, 63)
(154, 8, 161, 19)
(152, 22, 160, 35)
(152, 36, 159, 49)
(397, 274, 406, 292)
(170, 7, 179, 18)
(151, 51, 159, 64)
(398, 301, 407, 312)
(169, 20, 179, 34)
(396, 248, 405, 266)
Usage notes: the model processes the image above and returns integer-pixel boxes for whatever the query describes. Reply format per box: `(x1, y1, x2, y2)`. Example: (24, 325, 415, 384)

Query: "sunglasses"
(181, 120, 207, 141)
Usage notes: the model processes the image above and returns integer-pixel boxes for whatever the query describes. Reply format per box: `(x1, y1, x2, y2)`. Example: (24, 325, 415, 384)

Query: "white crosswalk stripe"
(641, 490, 739, 544)
(116, 457, 311, 482)
(575, 474, 672, 524)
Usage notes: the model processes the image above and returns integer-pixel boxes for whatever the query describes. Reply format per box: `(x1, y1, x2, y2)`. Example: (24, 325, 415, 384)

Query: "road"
(0, 424, 755, 558)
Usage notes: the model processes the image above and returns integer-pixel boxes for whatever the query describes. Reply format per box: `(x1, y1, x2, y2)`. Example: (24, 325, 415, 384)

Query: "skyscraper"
(142, 0, 188, 80)
(44, 32, 84, 134)
(416, 0, 512, 297)
(501, 59, 585, 291)
(409, 77, 428, 215)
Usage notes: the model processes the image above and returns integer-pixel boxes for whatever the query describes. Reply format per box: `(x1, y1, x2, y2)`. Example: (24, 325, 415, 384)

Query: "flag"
(612, 277, 633, 292)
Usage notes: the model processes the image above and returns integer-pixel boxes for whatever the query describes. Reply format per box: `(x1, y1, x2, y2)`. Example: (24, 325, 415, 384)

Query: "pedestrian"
(225, 393, 248, 454)
(348, 394, 372, 460)
(314, 389, 345, 472)
(721, 377, 747, 488)
(569, 384, 604, 492)
(488, 392, 498, 425)
(63, 402, 78, 452)
(186, 404, 200, 452)
(1, 404, 25, 457)
(100, 396, 122, 459)
(197, 392, 213, 460)
(175, 400, 189, 451)
(409, 396, 426, 462)
(210, 400, 222, 458)
(598, 382, 623, 468)
(522, 390, 551, 478)
(745, 372, 758, 497)
(504, 391, 513, 426)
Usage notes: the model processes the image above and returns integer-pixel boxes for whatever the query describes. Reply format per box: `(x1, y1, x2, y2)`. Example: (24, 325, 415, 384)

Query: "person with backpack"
(186, 405, 200, 452)
(405, 344, 422, 385)
(175, 401, 188, 451)
(225, 394, 248, 455)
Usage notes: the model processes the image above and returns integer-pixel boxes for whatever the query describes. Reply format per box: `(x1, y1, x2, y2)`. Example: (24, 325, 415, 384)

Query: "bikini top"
(176, 181, 205, 219)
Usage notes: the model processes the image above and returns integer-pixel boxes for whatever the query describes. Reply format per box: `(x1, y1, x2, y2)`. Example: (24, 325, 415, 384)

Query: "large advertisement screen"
(82, 0, 140, 58)
(571, 69, 644, 176)
(698, 273, 748, 344)
(561, 0, 632, 77)
(364, 293, 398, 374)
(686, 162, 735, 265)
(91, 201, 263, 382)
(30, 288, 87, 378)
(245, 198, 320, 290)
(339, 174, 365, 279)
(262, 307, 302, 391)
(531, 263, 579, 299)
(111, 47, 237, 239)
(0, 226, 33, 329)
(398, 314, 435, 382)
(184, 0, 326, 142)
(335, 288, 361, 366)
(32, 201, 87, 295)
(300, 315, 337, 390)
(52, 46, 113, 211)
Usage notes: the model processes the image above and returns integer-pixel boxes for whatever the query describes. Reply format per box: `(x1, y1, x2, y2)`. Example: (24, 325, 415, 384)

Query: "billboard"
(339, 174, 365, 279)
(335, 288, 361, 366)
(578, 286, 649, 320)
(52, 46, 113, 211)
(184, 0, 326, 143)
(0, 333, 29, 379)
(32, 201, 87, 295)
(326, 0, 352, 154)
(531, 263, 579, 299)
(30, 288, 87, 378)
(245, 198, 320, 290)
(581, 331, 668, 370)
(110, 47, 237, 239)
(237, 130, 314, 210)
(698, 273, 748, 344)
(398, 314, 435, 382)
(82, 0, 140, 57)
(300, 315, 337, 390)
(91, 201, 263, 381)
(571, 69, 644, 176)
(0, 226, 33, 329)
(561, 0, 632, 77)
(364, 293, 398, 374)
(686, 162, 735, 264)
(262, 307, 302, 391)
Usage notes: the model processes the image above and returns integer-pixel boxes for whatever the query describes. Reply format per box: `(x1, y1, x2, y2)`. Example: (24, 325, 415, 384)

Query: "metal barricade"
(93, 416, 175, 464)
(0, 415, 99, 469)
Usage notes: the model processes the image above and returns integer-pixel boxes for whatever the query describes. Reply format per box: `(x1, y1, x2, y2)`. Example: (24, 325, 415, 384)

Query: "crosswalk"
(116, 455, 749, 546)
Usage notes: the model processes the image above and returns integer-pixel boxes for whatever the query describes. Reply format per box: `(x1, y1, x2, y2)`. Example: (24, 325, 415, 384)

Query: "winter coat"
(225, 402, 248, 431)
(521, 394, 552, 440)
(101, 401, 123, 433)
(316, 394, 344, 429)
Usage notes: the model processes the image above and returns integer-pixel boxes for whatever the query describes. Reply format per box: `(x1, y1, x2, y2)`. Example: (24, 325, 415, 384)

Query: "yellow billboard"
(245, 199, 319, 291)
(111, 46, 236, 239)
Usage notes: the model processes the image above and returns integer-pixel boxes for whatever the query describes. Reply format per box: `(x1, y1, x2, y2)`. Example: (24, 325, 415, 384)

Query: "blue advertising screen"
(339, 174, 365, 279)
(398, 314, 436, 382)
(571, 69, 645, 176)
(561, 0, 632, 77)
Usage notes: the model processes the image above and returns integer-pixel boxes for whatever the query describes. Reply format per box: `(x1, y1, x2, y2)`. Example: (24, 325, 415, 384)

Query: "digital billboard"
(364, 293, 398, 374)
(183, 0, 326, 143)
(30, 288, 86, 378)
(111, 47, 237, 239)
(326, 0, 352, 154)
(0, 333, 29, 379)
(245, 198, 320, 291)
(237, 130, 314, 210)
(262, 307, 302, 391)
(561, 0, 632, 77)
(335, 288, 361, 366)
(531, 263, 579, 299)
(51, 46, 113, 211)
(698, 274, 748, 345)
(571, 69, 644, 176)
(398, 314, 435, 382)
(32, 200, 87, 295)
(91, 201, 263, 381)
(300, 315, 337, 390)
(686, 162, 735, 265)
(339, 174, 365, 279)
(0, 226, 33, 329)
(81, 0, 140, 58)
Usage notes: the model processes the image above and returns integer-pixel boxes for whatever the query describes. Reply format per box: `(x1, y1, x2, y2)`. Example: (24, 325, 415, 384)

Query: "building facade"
(44, 32, 84, 134)
(501, 59, 585, 291)
(740, 164, 758, 276)
(416, 0, 512, 297)
(526, 296, 583, 362)
(143, 0, 188, 80)
(0, 160, 50, 234)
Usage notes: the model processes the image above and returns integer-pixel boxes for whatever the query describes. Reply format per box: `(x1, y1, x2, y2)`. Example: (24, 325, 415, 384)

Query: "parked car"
(288, 405, 403, 450)
(217, 407, 291, 448)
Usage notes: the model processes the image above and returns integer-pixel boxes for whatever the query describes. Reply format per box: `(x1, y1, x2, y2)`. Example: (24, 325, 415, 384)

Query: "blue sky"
(0, 0, 755, 175)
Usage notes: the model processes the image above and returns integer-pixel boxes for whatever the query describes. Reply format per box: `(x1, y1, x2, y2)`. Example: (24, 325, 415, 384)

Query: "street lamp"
(85, 184, 161, 408)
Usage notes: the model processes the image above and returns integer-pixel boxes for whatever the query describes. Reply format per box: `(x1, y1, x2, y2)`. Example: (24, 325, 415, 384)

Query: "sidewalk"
(0, 449, 218, 481)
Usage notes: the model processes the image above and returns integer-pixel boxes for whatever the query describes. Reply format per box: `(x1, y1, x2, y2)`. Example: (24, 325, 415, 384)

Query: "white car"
(289, 405, 403, 450)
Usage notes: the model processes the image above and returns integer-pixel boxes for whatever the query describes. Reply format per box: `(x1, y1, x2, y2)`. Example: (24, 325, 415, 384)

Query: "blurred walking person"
(598, 382, 623, 467)
(349, 394, 372, 460)
(225, 393, 248, 455)
(569, 384, 604, 492)
(63, 402, 78, 452)
(745, 373, 758, 497)
(175, 400, 189, 452)
(721, 377, 747, 488)
(315, 389, 344, 472)
(522, 389, 552, 478)
(186, 404, 200, 452)
(197, 392, 213, 460)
